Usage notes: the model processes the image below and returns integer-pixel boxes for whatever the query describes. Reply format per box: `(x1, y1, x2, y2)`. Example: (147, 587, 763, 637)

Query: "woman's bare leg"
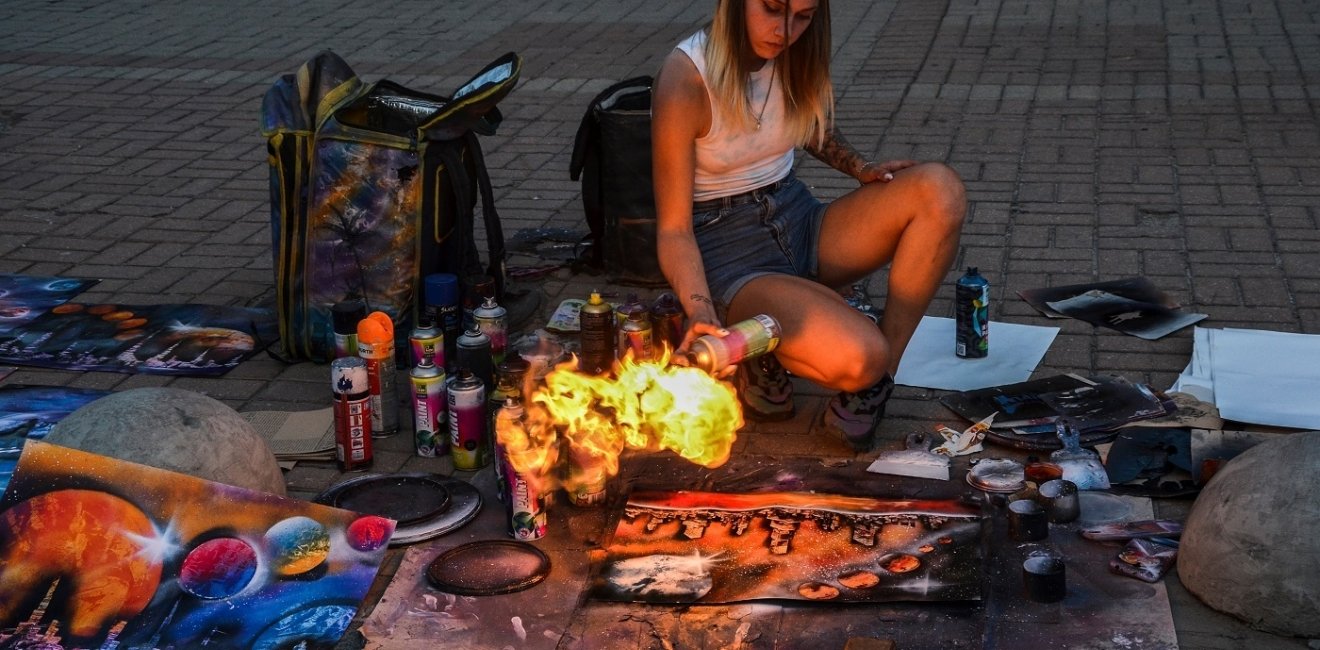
(816, 162, 966, 376)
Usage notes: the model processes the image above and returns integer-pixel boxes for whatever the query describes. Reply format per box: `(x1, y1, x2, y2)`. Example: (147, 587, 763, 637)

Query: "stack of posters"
(1173, 326, 1320, 429)
(939, 374, 1173, 448)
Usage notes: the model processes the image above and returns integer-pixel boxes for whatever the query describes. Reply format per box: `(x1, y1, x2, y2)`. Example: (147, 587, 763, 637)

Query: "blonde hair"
(704, 0, 834, 148)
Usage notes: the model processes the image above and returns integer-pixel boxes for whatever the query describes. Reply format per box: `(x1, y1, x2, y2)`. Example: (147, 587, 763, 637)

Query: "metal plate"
(426, 540, 551, 596)
(330, 473, 451, 525)
(315, 473, 481, 546)
(965, 458, 1027, 493)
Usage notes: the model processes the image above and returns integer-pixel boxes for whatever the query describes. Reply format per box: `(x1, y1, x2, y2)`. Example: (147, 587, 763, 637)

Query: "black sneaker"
(825, 373, 895, 451)
(734, 354, 795, 421)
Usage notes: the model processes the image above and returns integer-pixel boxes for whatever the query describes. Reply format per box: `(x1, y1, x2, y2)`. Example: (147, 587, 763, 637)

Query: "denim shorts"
(692, 174, 828, 310)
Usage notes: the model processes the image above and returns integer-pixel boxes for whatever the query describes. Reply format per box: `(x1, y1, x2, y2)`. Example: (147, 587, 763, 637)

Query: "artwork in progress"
(0, 441, 394, 649)
(590, 490, 984, 604)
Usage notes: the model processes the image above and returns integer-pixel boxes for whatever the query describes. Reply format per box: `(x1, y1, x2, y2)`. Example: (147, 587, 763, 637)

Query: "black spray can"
(331, 299, 366, 359)
(955, 267, 990, 358)
(456, 326, 494, 391)
(579, 290, 616, 374)
(650, 292, 685, 354)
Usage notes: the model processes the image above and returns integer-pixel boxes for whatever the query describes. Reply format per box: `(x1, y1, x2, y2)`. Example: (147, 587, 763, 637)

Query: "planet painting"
(179, 537, 259, 599)
(0, 441, 394, 649)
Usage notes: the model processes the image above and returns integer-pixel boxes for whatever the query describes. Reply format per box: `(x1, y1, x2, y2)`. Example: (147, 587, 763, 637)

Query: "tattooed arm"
(805, 126, 916, 184)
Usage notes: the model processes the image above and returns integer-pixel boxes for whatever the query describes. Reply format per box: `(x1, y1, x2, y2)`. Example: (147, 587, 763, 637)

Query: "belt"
(691, 175, 793, 213)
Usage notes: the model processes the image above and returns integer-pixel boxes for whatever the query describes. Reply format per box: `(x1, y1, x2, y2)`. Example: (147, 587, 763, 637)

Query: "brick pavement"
(1, 0, 1317, 648)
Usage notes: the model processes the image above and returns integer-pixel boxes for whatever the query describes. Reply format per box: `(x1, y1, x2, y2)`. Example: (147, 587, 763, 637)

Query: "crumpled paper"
(932, 413, 995, 456)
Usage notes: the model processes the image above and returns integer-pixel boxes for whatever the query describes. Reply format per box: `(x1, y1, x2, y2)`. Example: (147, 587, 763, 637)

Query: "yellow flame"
(495, 347, 743, 496)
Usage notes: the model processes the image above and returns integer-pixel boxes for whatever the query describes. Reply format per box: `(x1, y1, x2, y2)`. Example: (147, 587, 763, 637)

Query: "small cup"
(1007, 499, 1049, 541)
(1023, 553, 1067, 603)
(1039, 479, 1080, 523)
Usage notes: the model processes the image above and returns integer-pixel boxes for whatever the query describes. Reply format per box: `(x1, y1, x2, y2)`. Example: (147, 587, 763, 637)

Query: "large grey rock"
(47, 387, 286, 496)
(1178, 430, 1320, 637)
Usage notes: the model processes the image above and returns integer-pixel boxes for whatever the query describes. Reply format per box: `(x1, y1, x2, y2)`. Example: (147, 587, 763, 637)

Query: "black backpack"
(569, 76, 668, 287)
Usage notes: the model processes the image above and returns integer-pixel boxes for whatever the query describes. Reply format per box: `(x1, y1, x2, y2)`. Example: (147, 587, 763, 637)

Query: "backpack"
(261, 50, 521, 362)
(569, 76, 668, 287)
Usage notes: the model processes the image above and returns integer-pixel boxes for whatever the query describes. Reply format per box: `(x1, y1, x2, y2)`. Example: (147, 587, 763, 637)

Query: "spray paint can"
(473, 296, 508, 364)
(614, 292, 641, 326)
(456, 326, 494, 391)
(358, 311, 400, 437)
(410, 357, 447, 457)
(578, 290, 616, 374)
(564, 439, 609, 508)
(448, 370, 489, 470)
(494, 398, 548, 540)
(489, 359, 528, 504)
(687, 313, 782, 374)
(331, 356, 373, 472)
(424, 273, 461, 374)
(650, 292, 685, 354)
(463, 274, 497, 331)
(955, 267, 990, 358)
(409, 317, 443, 368)
(620, 309, 654, 362)
(491, 396, 524, 507)
(331, 299, 366, 359)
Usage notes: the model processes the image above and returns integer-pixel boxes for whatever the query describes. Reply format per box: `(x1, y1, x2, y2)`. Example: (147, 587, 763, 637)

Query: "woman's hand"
(858, 159, 918, 184)
(669, 300, 734, 378)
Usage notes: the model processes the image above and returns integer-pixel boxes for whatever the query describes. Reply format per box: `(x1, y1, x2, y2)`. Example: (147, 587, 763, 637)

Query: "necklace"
(752, 61, 775, 131)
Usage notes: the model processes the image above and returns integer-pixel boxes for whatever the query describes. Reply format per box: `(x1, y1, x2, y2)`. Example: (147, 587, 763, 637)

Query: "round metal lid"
(329, 473, 451, 525)
(426, 540, 551, 596)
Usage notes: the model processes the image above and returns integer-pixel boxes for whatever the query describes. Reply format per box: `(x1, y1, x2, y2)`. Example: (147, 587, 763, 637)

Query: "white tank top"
(675, 31, 796, 202)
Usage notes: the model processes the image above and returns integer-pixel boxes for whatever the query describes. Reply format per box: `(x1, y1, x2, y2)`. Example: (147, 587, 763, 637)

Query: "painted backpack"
(261, 50, 521, 361)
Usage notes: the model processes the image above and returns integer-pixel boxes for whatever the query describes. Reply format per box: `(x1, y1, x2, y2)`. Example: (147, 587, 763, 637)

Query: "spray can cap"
(424, 273, 459, 305)
(588, 291, 603, 305)
(357, 311, 393, 344)
(332, 299, 367, 332)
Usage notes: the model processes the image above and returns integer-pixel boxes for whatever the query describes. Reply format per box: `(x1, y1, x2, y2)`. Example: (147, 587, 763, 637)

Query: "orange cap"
(357, 311, 394, 344)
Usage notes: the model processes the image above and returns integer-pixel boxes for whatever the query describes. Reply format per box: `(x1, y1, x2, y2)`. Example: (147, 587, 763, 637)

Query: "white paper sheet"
(894, 316, 1059, 391)
(1210, 328, 1320, 429)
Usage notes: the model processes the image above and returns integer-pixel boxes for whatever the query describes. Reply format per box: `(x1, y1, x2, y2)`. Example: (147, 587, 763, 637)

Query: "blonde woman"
(653, 0, 966, 450)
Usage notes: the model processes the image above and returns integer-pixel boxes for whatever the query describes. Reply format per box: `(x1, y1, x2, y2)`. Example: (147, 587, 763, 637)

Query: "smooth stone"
(1178, 430, 1320, 637)
(47, 387, 286, 496)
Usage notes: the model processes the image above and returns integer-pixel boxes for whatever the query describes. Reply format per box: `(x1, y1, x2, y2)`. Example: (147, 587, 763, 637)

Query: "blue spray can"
(955, 267, 989, 358)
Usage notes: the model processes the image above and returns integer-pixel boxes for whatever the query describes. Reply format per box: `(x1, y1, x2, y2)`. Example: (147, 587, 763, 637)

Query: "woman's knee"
(911, 162, 966, 230)
(824, 333, 890, 392)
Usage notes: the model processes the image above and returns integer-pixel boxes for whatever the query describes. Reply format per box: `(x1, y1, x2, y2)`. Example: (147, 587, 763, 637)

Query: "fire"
(494, 347, 744, 498)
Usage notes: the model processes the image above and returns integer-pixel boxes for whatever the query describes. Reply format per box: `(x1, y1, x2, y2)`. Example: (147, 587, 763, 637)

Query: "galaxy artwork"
(0, 441, 394, 649)
(0, 274, 98, 335)
(0, 303, 276, 376)
(0, 385, 112, 494)
(590, 490, 984, 604)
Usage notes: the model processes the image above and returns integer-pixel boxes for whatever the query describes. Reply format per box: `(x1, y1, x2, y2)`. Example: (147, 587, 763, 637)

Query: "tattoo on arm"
(806, 127, 868, 180)
(690, 293, 713, 305)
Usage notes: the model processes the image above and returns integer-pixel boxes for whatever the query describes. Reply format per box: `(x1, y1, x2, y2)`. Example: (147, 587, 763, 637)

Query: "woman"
(652, 0, 966, 450)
